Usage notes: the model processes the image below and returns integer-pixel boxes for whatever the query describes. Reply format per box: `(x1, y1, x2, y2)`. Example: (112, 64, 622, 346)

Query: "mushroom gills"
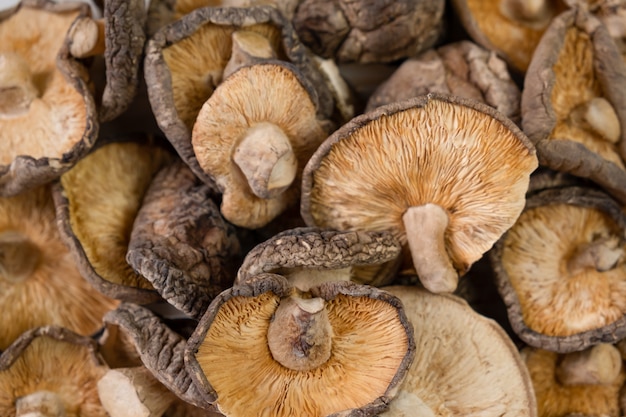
(0, 230, 41, 283)
(0, 52, 38, 118)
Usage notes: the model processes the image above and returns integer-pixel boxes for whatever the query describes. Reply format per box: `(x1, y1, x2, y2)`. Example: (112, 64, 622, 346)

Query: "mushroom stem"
(267, 295, 332, 371)
(0, 231, 41, 283)
(580, 97, 621, 144)
(566, 236, 622, 275)
(0, 52, 38, 118)
(97, 366, 176, 417)
(402, 204, 458, 293)
(233, 122, 297, 200)
(500, 0, 552, 26)
(556, 344, 622, 386)
(15, 391, 66, 417)
(68, 16, 106, 58)
(222, 30, 277, 80)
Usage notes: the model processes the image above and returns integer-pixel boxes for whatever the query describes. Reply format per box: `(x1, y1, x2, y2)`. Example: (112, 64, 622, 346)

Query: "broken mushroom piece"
(0, 0, 98, 197)
(186, 274, 414, 416)
(236, 227, 402, 287)
(492, 186, 626, 352)
(522, 8, 626, 204)
(126, 159, 241, 319)
(302, 93, 538, 294)
(192, 62, 329, 229)
(0, 184, 118, 350)
(0, 326, 109, 416)
(524, 345, 625, 416)
(54, 138, 174, 303)
(380, 286, 537, 416)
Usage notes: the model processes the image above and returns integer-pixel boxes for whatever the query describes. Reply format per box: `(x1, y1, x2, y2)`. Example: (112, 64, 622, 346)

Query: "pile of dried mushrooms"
(2, 0, 626, 416)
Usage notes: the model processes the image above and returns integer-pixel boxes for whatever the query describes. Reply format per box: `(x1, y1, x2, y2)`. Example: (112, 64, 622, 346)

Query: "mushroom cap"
(492, 186, 626, 352)
(302, 93, 537, 277)
(0, 184, 118, 350)
(192, 62, 328, 229)
(186, 274, 415, 416)
(522, 8, 626, 204)
(381, 286, 537, 417)
(0, 326, 108, 416)
(0, 0, 98, 197)
(54, 138, 174, 303)
(127, 159, 240, 319)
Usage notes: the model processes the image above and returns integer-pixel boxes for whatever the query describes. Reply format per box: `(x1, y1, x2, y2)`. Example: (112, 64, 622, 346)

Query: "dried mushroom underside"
(54, 139, 173, 303)
(145, 5, 335, 189)
(0, 0, 98, 197)
(127, 159, 241, 319)
(0, 184, 118, 351)
(366, 40, 521, 123)
(236, 227, 402, 287)
(492, 187, 626, 352)
(381, 286, 537, 417)
(0, 326, 109, 417)
(524, 344, 625, 416)
(186, 274, 415, 417)
(301, 94, 538, 294)
(292, 0, 445, 64)
(522, 8, 626, 204)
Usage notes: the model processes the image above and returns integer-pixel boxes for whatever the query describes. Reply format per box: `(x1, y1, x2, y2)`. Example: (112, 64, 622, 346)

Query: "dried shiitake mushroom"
(492, 186, 626, 352)
(0, 184, 118, 350)
(127, 159, 241, 319)
(522, 8, 626, 203)
(0, 0, 97, 197)
(366, 40, 521, 123)
(302, 93, 538, 294)
(186, 274, 415, 416)
(54, 138, 174, 303)
(380, 286, 537, 416)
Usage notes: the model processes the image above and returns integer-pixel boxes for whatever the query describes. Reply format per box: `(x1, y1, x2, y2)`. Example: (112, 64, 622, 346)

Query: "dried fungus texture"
(56, 141, 173, 302)
(127, 160, 240, 318)
(0, 186, 118, 351)
(293, 0, 445, 63)
(174, 0, 299, 20)
(0, 327, 108, 417)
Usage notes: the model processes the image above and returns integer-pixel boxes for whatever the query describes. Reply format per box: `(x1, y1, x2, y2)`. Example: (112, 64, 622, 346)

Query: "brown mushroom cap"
(0, 326, 109, 416)
(0, 0, 98, 197)
(381, 286, 537, 416)
(301, 93, 537, 293)
(54, 138, 173, 303)
(192, 62, 329, 229)
(492, 186, 626, 352)
(186, 274, 415, 416)
(0, 184, 118, 350)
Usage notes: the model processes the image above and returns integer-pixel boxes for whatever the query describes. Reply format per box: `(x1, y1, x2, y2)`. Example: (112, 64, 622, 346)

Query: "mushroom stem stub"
(68, 16, 106, 58)
(233, 122, 297, 200)
(222, 30, 277, 80)
(0, 231, 41, 283)
(403, 204, 458, 293)
(267, 296, 332, 371)
(500, 0, 552, 26)
(15, 391, 67, 417)
(566, 236, 623, 276)
(581, 97, 621, 144)
(556, 343, 623, 386)
(0, 52, 38, 118)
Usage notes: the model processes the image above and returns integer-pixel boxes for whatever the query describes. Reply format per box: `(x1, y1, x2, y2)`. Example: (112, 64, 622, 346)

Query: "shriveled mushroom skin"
(127, 159, 241, 319)
(293, 0, 445, 63)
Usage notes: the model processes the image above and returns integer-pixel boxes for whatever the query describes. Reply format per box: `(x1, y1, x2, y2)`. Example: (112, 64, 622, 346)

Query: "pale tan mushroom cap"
(382, 286, 537, 417)
(501, 203, 626, 337)
(192, 63, 327, 229)
(0, 6, 88, 164)
(304, 96, 537, 274)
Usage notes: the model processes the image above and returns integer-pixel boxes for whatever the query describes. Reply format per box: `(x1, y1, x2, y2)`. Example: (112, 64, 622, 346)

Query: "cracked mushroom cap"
(0, 184, 118, 351)
(54, 138, 174, 303)
(236, 227, 402, 287)
(192, 62, 329, 229)
(0, 0, 98, 197)
(126, 159, 241, 319)
(0, 326, 109, 416)
(301, 93, 538, 294)
(522, 8, 626, 205)
(381, 286, 537, 417)
(491, 186, 626, 352)
(185, 274, 415, 416)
